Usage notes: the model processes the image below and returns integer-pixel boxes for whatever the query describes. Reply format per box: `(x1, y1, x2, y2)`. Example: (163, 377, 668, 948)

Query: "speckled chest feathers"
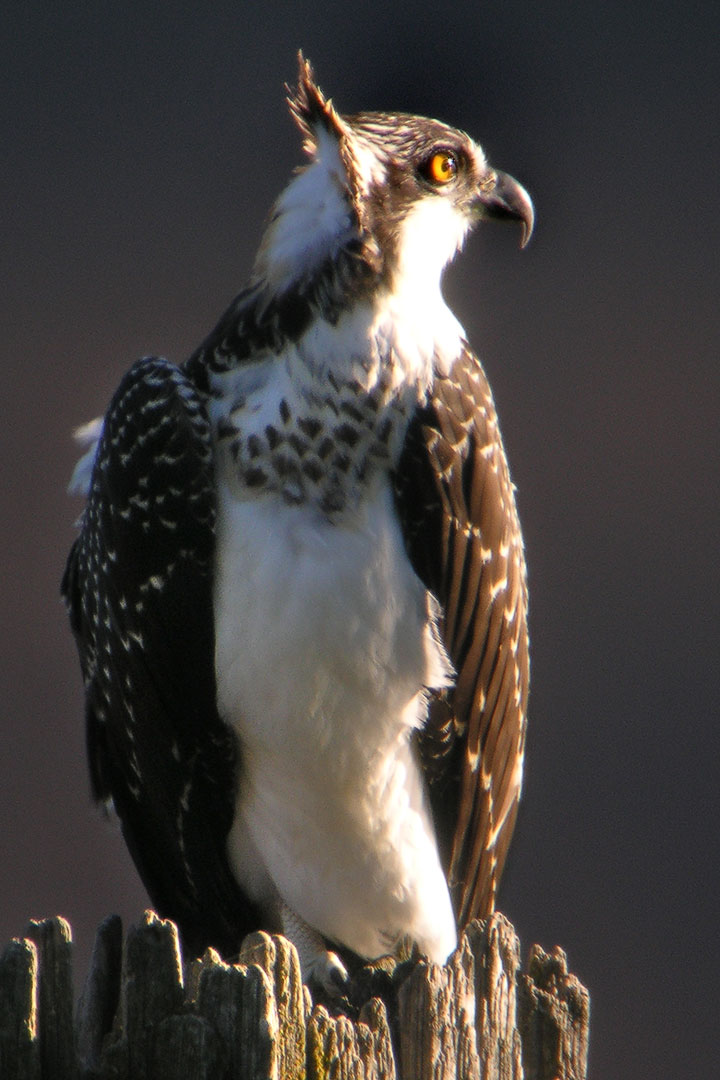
(209, 314, 432, 517)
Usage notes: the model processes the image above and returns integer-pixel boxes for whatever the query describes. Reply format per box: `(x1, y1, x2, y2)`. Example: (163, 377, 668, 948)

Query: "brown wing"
(393, 342, 529, 925)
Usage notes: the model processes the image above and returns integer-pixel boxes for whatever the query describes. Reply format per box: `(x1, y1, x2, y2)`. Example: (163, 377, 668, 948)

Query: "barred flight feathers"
(395, 343, 529, 924)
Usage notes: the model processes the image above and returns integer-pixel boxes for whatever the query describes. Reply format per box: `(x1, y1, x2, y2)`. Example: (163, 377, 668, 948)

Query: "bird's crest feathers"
(286, 52, 369, 226)
(253, 53, 376, 288)
(287, 53, 349, 153)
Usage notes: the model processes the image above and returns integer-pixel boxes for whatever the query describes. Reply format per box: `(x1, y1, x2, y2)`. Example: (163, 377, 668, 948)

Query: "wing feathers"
(395, 343, 529, 927)
(62, 357, 259, 958)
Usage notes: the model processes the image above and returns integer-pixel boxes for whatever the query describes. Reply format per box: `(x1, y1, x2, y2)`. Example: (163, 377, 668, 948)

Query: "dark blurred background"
(1, 3, 718, 1076)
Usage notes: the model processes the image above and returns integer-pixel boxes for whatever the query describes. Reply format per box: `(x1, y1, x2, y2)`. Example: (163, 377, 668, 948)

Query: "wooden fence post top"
(0, 911, 589, 1080)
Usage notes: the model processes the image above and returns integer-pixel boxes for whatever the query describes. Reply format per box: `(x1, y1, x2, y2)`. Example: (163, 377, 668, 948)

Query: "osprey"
(63, 57, 532, 990)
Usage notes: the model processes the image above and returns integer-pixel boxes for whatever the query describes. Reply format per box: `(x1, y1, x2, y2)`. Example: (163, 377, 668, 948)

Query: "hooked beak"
(475, 169, 534, 248)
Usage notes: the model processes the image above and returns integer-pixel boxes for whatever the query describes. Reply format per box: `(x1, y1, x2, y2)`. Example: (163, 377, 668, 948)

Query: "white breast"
(213, 476, 457, 963)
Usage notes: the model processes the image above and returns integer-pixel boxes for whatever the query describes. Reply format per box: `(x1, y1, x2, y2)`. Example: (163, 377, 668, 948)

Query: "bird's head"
(253, 55, 534, 305)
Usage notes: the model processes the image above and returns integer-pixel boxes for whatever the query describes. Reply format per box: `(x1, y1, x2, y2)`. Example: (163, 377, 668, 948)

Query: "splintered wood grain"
(0, 910, 590, 1080)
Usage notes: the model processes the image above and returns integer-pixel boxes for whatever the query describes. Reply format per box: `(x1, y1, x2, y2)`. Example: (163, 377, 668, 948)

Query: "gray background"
(2, 3, 718, 1077)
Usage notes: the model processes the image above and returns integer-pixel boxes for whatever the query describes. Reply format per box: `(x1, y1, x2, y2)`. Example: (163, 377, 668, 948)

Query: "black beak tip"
(519, 205, 534, 249)
(479, 170, 535, 249)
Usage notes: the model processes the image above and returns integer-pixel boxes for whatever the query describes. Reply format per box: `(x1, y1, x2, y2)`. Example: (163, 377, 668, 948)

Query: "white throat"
(394, 195, 471, 302)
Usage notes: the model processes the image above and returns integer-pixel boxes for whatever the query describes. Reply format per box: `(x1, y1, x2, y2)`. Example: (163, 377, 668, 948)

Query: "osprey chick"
(63, 56, 532, 990)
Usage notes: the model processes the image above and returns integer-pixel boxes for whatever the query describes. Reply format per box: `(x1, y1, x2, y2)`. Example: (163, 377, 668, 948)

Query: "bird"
(62, 55, 532, 991)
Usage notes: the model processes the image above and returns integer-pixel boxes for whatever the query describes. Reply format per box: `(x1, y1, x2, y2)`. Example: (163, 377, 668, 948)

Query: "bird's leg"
(278, 899, 349, 996)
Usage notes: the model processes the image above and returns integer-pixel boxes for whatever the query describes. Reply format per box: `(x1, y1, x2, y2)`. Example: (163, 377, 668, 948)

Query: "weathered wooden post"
(0, 911, 589, 1079)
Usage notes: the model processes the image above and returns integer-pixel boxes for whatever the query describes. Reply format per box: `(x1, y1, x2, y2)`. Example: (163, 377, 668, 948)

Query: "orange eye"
(426, 150, 458, 185)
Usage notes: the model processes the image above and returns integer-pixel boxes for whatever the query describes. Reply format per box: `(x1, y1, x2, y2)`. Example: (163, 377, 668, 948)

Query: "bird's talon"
(306, 950, 349, 998)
